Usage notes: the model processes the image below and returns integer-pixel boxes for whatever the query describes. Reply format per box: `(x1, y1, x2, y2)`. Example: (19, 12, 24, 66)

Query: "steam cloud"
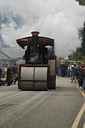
(0, 0, 85, 57)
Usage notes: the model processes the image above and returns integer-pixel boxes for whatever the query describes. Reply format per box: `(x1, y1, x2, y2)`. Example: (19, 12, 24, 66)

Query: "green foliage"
(69, 22, 85, 61)
(81, 23, 85, 54)
(68, 0, 85, 61)
(76, 0, 85, 5)
(79, 22, 85, 55)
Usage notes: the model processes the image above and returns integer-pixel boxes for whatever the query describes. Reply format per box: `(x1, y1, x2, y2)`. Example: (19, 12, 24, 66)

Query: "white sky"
(0, 0, 85, 57)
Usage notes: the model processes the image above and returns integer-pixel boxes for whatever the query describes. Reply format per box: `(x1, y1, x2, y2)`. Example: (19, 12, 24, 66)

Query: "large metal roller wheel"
(20, 81, 33, 91)
(20, 67, 34, 91)
(21, 67, 34, 80)
(48, 78, 56, 89)
(18, 81, 21, 89)
(34, 67, 48, 91)
(34, 82, 48, 91)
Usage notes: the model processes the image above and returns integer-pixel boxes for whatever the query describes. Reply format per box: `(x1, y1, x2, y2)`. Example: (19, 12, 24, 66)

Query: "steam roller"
(16, 31, 56, 91)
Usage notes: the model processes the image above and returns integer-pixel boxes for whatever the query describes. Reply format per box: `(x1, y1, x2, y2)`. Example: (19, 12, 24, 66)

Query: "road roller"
(16, 31, 56, 91)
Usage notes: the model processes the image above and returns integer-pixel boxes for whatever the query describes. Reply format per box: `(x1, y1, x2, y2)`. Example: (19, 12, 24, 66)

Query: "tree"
(68, 1, 85, 61)
(76, 0, 85, 5)
(80, 22, 85, 55)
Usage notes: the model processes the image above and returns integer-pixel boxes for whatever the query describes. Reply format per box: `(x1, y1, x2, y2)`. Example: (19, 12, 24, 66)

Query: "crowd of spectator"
(56, 61, 85, 91)
(0, 63, 18, 87)
(0, 60, 85, 91)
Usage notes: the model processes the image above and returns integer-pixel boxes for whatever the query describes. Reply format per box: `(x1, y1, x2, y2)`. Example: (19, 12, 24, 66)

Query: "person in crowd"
(78, 66, 84, 87)
(61, 62, 66, 77)
(64, 61, 68, 76)
(0, 78, 5, 86)
(0, 66, 4, 86)
(71, 64, 77, 83)
(7, 65, 11, 86)
(2, 65, 7, 85)
(70, 63, 74, 77)
(67, 64, 71, 77)
(12, 63, 18, 84)
(82, 67, 85, 90)
(76, 64, 81, 80)
(0, 66, 2, 79)
(57, 61, 61, 76)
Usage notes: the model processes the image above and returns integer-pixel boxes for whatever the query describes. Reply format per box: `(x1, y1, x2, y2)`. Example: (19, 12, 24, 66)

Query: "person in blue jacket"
(71, 64, 77, 83)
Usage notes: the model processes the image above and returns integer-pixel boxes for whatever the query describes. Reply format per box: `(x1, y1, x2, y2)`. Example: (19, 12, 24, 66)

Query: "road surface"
(0, 76, 85, 128)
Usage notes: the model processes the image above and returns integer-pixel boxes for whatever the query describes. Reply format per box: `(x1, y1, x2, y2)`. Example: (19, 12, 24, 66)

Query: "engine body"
(16, 31, 56, 91)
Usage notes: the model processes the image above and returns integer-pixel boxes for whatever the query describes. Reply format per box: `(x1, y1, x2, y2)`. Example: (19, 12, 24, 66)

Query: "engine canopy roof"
(16, 36, 54, 49)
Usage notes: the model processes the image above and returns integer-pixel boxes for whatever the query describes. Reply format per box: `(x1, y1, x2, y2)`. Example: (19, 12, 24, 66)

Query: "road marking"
(83, 123, 85, 128)
(77, 84, 85, 98)
(71, 85, 85, 128)
(71, 103, 85, 128)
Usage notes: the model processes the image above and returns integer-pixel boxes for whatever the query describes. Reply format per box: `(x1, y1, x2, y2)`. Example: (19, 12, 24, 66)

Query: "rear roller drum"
(20, 81, 34, 91)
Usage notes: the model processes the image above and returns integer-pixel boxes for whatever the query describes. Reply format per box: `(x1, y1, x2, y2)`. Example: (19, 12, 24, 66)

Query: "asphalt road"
(0, 76, 84, 128)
